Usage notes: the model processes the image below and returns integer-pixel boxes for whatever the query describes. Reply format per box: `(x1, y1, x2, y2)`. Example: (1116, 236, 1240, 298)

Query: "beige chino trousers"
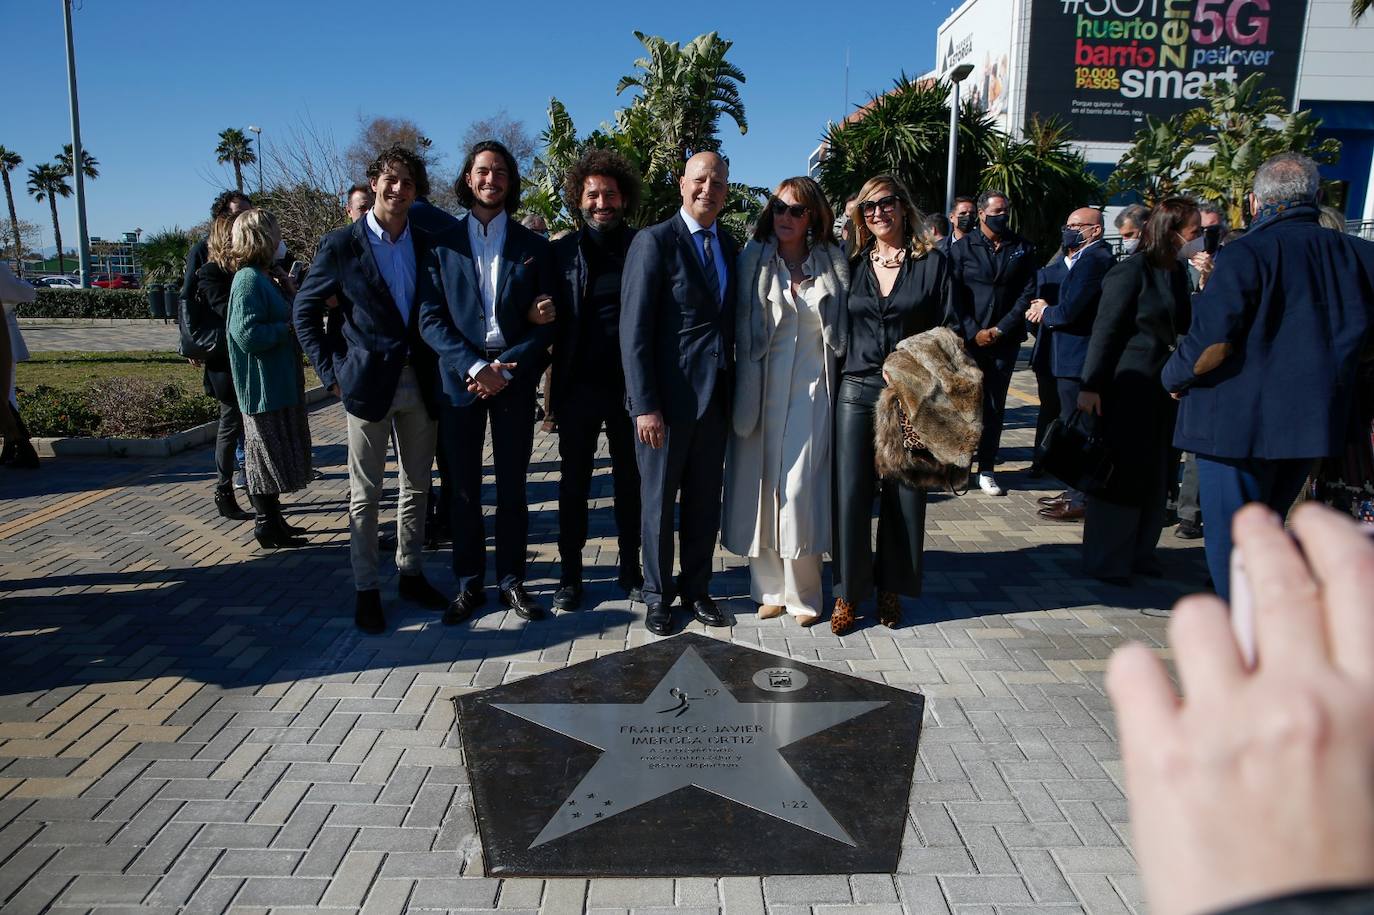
(346, 365, 437, 591)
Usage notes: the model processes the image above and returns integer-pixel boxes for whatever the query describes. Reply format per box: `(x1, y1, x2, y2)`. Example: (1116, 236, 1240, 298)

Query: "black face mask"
(1061, 228, 1085, 250)
(955, 213, 976, 234)
(984, 213, 1010, 236)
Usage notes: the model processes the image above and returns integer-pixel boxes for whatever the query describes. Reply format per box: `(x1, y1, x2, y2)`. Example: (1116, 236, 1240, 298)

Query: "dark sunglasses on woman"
(770, 199, 809, 218)
(859, 194, 899, 217)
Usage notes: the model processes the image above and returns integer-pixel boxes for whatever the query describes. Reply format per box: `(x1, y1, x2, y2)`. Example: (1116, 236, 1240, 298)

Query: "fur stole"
(874, 327, 983, 491)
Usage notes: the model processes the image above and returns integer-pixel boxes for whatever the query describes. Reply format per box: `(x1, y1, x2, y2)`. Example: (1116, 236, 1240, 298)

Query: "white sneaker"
(978, 472, 1005, 496)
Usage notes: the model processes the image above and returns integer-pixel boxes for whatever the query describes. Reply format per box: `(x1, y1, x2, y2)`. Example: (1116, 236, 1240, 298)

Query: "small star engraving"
(571, 812, 581, 819)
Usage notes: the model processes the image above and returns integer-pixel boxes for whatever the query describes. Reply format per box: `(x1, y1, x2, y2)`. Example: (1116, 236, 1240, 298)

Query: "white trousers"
(346, 366, 437, 591)
(749, 549, 822, 618)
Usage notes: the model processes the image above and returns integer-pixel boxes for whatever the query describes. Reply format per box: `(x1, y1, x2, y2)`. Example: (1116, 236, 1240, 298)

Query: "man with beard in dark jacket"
(549, 150, 646, 612)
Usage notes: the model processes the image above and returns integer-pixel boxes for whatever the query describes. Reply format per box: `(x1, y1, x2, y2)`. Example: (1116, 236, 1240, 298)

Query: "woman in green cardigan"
(227, 209, 312, 548)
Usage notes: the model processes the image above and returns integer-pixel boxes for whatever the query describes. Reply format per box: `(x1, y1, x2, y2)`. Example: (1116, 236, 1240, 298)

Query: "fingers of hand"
(1169, 593, 1245, 697)
(1291, 503, 1374, 681)
(1233, 504, 1329, 670)
(1106, 640, 1179, 751)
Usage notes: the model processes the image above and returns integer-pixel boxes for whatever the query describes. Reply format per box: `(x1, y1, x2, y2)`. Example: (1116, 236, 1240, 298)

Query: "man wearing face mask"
(941, 196, 976, 254)
(1163, 153, 1374, 600)
(949, 189, 1039, 497)
(1027, 207, 1115, 521)
(549, 150, 645, 612)
(1113, 204, 1148, 259)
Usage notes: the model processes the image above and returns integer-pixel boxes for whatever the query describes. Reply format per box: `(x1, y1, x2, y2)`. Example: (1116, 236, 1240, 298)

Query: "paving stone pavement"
(17, 319, 181, 353)
(0, 359, 1204, 913)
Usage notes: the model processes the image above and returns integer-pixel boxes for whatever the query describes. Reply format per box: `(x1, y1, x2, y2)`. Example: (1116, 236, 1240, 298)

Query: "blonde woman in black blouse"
(831, 175, 951, 635)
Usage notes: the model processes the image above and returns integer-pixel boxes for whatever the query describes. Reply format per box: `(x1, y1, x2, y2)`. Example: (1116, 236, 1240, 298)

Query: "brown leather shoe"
(877, 591, 901, 628)
(758, 604, 785, 620)
(1038, 503, 1085, 522)
(831, 598, 856, 635)
(797, 612, 822, 627)
(1037, 492, 1070, 507)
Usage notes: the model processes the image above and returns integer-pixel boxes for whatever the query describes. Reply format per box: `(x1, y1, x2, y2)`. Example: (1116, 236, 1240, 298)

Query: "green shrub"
(18, 288, 154, 319)
(16, 384, 103, 437)
(17, 378, 217, 438)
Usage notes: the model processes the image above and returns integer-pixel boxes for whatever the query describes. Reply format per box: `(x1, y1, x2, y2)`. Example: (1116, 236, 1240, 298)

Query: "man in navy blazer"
(418, 140, 556, 625)
(1026, 256, 1068, 477)
(1163, 153, 1374, 599)
(295, 146, 447, 634)
(1028, 207, 1116, 520)
(620, 152, 736, 635)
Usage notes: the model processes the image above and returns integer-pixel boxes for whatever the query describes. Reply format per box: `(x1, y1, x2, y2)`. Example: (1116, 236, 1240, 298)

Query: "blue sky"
(8, 0, 951, 251)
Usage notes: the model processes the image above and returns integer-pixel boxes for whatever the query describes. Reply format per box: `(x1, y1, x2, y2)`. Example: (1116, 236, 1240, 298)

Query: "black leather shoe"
(253, 520, 304, 549)
(645, 602, 673, 636)
(1175, 520, 1204, 540)
(1026, 463, 1045, 479)
(692, 597, 728, 628)
(500, 584, 544, 621)
(553, 584, 583, 612)
(399, 573, 447, 609)
(443, 588, 484, 626)
(355, 589, 385, 634)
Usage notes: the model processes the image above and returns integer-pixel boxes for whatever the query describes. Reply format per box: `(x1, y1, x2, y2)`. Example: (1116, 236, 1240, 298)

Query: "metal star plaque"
(457, 633, 925, 876)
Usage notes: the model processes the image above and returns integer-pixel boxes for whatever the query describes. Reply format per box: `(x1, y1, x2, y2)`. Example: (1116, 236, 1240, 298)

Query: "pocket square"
(521, 256, 534, 266)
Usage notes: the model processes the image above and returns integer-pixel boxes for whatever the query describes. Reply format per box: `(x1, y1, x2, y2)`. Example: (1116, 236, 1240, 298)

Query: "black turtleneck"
(576, 223, 629, 379)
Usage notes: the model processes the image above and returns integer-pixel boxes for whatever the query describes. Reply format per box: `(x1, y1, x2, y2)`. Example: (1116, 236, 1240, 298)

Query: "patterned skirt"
(242, 404, 312, 495)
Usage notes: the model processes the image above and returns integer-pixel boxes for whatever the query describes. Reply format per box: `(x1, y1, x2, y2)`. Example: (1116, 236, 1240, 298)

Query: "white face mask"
(274, 239, 287, 261)
(1122, 237, 1139, 254)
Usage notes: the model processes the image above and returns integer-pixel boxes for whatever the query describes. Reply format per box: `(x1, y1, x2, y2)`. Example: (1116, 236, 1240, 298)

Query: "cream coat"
(722, 239, 849, 558)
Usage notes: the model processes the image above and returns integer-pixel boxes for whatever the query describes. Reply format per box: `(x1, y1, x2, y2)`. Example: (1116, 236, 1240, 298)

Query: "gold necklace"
(870, 246, 905, 268)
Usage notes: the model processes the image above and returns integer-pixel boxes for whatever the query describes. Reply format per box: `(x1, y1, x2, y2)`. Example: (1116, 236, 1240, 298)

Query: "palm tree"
(27, 163, 72, 274)
(0, 146, 21, 270)
(1355, 0, 1370, 22)
(215, 127, 256, 193)
(615, 31, 747, 176)
(816, 77, 1000, 215)
(134, 228, 193, 286)
(56, 143, 99, 181)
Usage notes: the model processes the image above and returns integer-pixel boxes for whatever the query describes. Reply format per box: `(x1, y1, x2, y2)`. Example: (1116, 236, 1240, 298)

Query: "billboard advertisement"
(1023, 0, 1311, 143)
(937, 0, 1017, 131)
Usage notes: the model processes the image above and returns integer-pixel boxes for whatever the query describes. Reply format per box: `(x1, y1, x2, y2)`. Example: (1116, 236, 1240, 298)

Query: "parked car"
(35, 275, 80, 289)
(92, 274, 136, 289)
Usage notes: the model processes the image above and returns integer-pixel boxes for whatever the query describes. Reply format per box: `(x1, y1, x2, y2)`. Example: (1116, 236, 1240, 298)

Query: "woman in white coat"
(723, 177, 848, 624)
(0, 262, 37, 467)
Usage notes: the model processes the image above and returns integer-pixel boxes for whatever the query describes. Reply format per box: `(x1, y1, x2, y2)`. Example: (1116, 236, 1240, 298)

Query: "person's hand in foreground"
(1107, 502, 1374, 915)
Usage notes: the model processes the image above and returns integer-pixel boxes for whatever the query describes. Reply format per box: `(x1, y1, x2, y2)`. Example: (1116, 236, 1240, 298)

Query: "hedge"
(18, 288, 158, 320)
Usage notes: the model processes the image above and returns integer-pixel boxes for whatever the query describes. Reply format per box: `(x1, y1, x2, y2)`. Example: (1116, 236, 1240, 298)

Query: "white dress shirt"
(467, 210, 508, 380)
(363, 211, 416, 325)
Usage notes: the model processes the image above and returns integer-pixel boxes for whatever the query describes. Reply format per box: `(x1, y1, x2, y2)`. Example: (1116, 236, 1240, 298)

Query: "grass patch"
(16, 350, 319, 393)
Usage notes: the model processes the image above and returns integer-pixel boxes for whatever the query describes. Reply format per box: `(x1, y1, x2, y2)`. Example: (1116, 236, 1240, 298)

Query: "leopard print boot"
(831, 598, 857, 635)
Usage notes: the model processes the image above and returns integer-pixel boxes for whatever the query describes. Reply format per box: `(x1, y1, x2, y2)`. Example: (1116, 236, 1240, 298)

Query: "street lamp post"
(247, 125, 263, 195)
(944, 63, 976, 217)
(61, 0, 92, 288)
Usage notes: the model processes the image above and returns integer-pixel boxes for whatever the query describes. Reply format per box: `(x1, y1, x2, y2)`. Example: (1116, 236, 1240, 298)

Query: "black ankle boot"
(215, 486, 253, 521)
(250, 494, 304, 548)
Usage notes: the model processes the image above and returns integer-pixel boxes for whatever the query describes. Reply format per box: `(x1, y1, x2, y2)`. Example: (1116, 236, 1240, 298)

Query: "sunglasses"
(859, 194, 900, 217)
(769, 199, 809, 218)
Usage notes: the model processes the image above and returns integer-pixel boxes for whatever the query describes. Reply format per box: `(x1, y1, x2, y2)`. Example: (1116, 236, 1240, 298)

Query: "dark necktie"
(696, 229, 720, 303)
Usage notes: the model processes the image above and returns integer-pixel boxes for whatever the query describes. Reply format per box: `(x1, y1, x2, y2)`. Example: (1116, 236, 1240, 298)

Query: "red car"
(92, 274, 137, 289)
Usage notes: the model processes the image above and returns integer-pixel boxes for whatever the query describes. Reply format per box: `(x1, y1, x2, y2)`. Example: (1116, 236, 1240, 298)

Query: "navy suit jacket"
(1028, 257, 1068, 373)
(948, 230, 1038, 356)
(620, 213, 737, 424)
(1041, 241, 1116, 380)
(1163, 205, 1374, 460)
(293, 219, 439, 423)
(417, 215, 556, 408)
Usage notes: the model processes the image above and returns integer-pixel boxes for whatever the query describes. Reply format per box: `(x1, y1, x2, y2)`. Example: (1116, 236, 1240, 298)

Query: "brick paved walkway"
(17, 319, 180, 353)
(0, 363, 1203, 913)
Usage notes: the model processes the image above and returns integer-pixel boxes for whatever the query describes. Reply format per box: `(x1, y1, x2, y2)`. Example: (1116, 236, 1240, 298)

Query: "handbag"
(177, 287, 225, 361)
(1039, 409, 1114, 495)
